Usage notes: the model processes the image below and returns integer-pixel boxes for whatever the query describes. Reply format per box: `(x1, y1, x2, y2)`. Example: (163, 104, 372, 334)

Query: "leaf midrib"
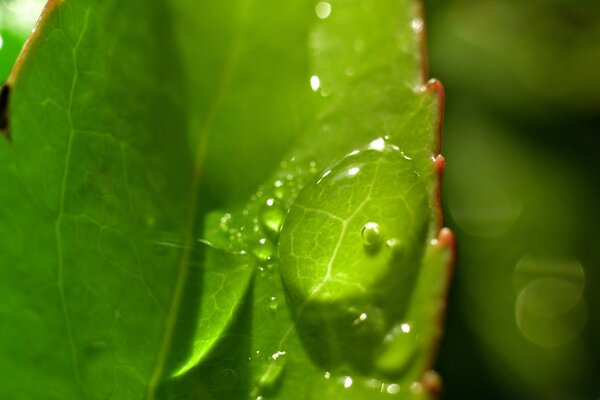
(144, 18, 243, 400)
(53, 7, 92, 399)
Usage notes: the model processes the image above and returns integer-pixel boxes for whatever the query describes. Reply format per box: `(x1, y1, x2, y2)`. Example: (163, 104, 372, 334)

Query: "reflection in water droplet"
(261, 198, 284, 235)
(253, 238, 275, 264)
(310, 75, 321, 91)
(400, 323, 411, 333)
(315, 2, 332, 19)
(269, 296, 279, 312)
(369, 137, 386, 151)
(361, 222, 382, 250)
(324, 371, 331, 379)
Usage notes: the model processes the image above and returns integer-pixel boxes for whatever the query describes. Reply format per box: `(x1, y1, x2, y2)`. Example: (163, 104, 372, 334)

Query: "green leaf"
(0, 0, 452, 399)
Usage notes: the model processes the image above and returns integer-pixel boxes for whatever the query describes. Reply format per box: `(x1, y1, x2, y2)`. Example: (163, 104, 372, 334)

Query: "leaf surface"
(0, 0, 452, 399)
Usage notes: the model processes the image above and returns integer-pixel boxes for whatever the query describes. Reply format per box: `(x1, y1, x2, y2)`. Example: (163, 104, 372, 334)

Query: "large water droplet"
(253, 238, 275, 264)
(260, 198, 284, 235)
(361, 222, 382, 249)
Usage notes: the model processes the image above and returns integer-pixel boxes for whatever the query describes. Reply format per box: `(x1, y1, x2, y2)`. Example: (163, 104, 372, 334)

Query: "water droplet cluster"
(209, 155, 321, 272)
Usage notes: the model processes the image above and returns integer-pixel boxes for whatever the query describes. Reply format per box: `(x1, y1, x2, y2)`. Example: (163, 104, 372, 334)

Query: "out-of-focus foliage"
(0, 0, 46, 81)
(426, 0, 600, 399)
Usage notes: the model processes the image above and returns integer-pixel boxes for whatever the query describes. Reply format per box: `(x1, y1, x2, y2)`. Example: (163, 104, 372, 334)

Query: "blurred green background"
(425, 0, 600, 399)
(1, 0, 599, 398)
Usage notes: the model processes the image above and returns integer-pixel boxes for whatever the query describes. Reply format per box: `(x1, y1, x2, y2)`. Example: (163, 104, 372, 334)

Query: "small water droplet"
(361, 222, 382, 249)
(315, 2, 332, 19)
(411, 17, 424, 33)
(345, 66, 355, 77)
(269, 296, 279, 312)
(324, 371, 331, 379)
(260, 198, 284, 235)
(352, 312, 368, 325)
(387, 383, 401, 394)
(273, 180, 286, 199)
(310, 75, 321, 91)
(343, 376, 353, 388)
(253, 238, 275, 264)
(219, 213, 232, 232)
(386, 238, 403, 259)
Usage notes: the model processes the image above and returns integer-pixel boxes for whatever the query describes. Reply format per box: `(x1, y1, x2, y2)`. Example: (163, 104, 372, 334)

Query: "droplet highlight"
(253, 238, 275, 264)
(361, 222, 382, 249)
(315, 2, 332, 19)
(310, 75, 321, 91)
(260, 198, 284, 235)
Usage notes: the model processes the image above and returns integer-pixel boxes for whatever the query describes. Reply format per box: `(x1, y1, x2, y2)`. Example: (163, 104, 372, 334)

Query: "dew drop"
(273, 180, 286, 199)
(352, 312, 368, 325)
(310, 75, 321, 91)
(411, 17, 424, 33)
(269, 296, 279, 312)
(219, 213, 232, 232)
(315, 1, 332, 19)
(253, 238, 275, 264)
(386, 238, 403, 259)
(260, 198, 284, 235)
(387, 383, 401, 394)
(361, 222, 382, 249)
(343, 376, 353, 388)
